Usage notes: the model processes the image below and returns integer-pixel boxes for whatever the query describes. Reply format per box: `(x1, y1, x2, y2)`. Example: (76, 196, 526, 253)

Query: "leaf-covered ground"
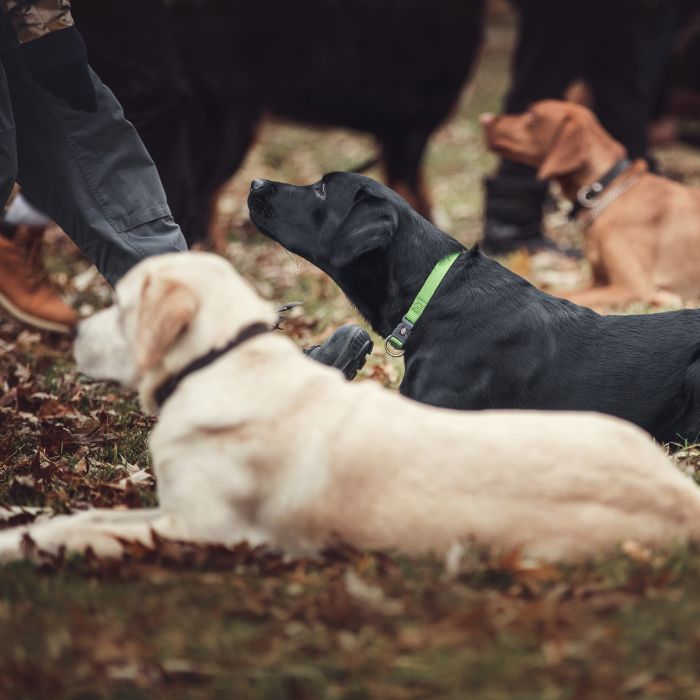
(3, 5, 700, 699)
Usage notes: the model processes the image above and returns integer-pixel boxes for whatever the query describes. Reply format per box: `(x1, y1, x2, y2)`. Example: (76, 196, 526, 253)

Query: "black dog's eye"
(314, 183, 326, 199)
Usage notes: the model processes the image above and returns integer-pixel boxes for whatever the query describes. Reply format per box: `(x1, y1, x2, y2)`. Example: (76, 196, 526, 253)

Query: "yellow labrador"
(1, 252, 699, 562)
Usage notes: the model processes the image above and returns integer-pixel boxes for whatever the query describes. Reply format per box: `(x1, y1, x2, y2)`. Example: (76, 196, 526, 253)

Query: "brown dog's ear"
(537, 115, 588, 180)
(136, 275, 199, 371)
(330, 192, 399, 268)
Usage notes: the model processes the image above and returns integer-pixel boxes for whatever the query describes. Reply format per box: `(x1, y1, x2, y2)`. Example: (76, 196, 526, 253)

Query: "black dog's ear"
(329, 193, 398, 268)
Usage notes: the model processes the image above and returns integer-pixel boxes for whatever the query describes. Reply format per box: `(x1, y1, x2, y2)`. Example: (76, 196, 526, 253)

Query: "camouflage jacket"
(0, 0, 73, 44)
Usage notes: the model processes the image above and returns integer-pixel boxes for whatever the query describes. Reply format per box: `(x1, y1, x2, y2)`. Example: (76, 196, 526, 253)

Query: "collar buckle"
(385, 318, 414, 357)
(569, 158, 633, 220)
(577, 181, 604, 207)
(383, 251, 462, 357)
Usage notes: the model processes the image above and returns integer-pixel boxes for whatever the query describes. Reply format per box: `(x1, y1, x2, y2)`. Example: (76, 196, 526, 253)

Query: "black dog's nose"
(250, 179, 267, 192)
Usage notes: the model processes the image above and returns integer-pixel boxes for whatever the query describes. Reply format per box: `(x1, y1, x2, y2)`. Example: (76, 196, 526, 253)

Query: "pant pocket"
(35, 66, 172, 234)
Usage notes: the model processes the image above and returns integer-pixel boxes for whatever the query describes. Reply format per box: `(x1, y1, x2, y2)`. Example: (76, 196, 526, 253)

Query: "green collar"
(385, 251, 461, 356)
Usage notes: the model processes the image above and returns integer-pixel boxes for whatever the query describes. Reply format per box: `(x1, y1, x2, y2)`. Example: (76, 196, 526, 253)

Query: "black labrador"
(248, 172, 700, 444)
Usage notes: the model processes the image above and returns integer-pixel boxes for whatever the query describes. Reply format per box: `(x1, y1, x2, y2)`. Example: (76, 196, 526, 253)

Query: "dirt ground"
(3, 5, 700, 699)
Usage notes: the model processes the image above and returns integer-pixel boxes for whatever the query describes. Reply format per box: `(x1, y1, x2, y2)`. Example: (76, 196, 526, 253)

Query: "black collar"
(154, 322, 271, 409)
(569, 158, 632, 220)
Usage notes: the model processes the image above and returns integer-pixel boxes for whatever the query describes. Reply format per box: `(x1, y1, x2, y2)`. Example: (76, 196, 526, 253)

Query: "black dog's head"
(248, 172, 466, 336)
(247, 172, 413, 273)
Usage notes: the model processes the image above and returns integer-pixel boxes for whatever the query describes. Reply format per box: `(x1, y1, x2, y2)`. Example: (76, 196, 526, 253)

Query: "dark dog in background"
(75, 0, 484, 245)
(168, 0, 484, 242)
(248, 172, 700, 445)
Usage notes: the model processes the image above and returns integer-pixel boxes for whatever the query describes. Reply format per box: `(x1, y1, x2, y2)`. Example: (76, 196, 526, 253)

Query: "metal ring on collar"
(577, 182, 604, 208)
(384, 336, 405, 357)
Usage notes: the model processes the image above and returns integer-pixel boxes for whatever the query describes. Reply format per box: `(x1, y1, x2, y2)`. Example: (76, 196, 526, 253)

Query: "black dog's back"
(411, 250, 700, 443)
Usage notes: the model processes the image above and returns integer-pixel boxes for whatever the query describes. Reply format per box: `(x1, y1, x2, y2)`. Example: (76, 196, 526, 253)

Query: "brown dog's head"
(481, 100, 626, 182)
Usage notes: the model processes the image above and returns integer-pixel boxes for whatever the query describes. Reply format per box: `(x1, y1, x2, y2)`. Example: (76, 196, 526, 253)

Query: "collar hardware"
(384, 251, 461, 357)
(576, 181, 604, 207)
(385, 318, 414, 356)
(578, 172, 642, 229)
(571, 158, 632, 218)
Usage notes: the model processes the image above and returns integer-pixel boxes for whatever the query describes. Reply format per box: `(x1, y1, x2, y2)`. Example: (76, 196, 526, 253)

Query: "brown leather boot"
(0, 225, 77, 334)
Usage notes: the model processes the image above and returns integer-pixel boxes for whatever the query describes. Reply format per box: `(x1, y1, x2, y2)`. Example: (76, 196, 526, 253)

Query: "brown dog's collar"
(569, 158, 633, 221)
(576, 164, 644, 229)
(154, 322, 272, 409)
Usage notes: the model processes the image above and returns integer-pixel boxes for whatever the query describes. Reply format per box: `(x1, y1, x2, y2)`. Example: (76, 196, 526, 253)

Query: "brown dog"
(482, 100, 700, 310)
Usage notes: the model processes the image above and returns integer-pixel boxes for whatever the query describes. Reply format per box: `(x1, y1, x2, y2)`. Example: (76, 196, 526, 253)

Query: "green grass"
(2, 546, 700, 699)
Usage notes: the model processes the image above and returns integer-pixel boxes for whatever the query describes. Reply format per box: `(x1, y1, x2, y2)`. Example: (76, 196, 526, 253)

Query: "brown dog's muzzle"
(480, 112, 519, 153)
(480, 112, 542, 167)
(479, 112, 499, 145)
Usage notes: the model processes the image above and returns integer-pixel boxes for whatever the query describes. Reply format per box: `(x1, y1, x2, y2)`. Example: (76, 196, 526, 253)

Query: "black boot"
(304, 324, 373, 381)
(482, 175, 551, 255)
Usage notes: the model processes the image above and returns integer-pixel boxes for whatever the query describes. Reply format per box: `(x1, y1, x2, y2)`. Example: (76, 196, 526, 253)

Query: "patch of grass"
(2, 546, 700, 698)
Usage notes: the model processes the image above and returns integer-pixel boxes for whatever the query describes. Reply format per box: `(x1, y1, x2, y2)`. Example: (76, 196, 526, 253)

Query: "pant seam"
(21, 64, 150, 261)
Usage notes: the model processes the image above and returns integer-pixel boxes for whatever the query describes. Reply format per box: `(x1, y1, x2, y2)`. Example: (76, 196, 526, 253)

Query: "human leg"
(483, 0, 588, 254)
(3, 49, 186, 288)
(590, 0, 678, 161)
(0, 57, 16, 209)
(0, 52, 77, 333)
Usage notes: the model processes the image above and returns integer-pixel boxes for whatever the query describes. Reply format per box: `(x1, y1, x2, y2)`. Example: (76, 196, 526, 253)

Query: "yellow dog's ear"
(136, 275, 199, 371)
(537, 115, 588, 180)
